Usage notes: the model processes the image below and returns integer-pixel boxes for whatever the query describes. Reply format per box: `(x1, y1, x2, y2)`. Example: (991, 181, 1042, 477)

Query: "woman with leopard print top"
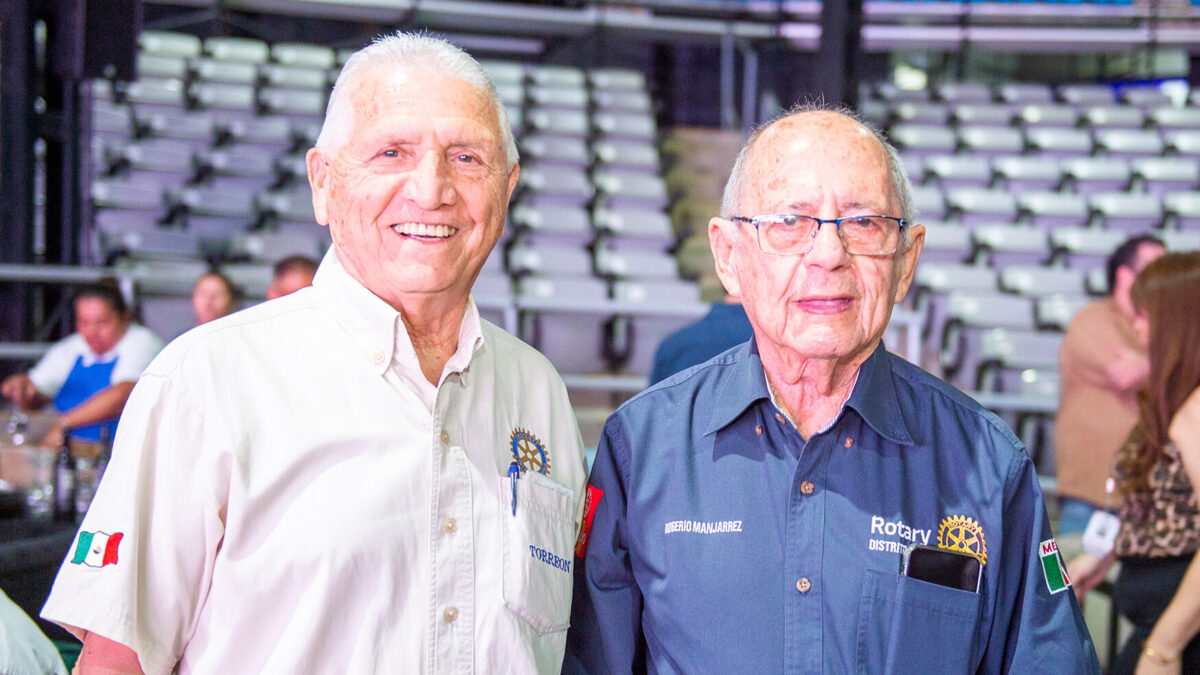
(1108, 251, 1200, 675)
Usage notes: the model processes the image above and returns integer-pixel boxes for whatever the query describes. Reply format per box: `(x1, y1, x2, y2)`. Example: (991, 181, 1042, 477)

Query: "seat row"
(876, 101, 1200, 131)
(866, 80, 1183, 108)
(914, 185, 1200, 232)
(890, 122, 1200, 160)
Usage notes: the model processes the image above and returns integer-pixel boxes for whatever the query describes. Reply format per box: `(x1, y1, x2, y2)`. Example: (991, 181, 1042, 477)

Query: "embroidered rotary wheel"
(510, 428, 550, 475)
(937, 515, 988, 565)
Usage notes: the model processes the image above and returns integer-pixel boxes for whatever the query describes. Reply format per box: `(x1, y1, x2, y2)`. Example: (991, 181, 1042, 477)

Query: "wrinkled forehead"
(347, 65, 501, 137)
(744, 113, 893, 210)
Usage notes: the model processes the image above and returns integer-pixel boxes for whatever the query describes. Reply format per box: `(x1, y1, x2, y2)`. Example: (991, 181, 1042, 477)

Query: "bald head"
(720, 106, 914, 230)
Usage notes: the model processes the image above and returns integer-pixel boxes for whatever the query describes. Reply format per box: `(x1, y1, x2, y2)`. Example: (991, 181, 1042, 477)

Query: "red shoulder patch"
(574, 484, 604, 559)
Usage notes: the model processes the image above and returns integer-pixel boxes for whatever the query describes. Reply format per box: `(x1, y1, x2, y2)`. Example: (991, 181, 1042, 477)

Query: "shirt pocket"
(499, 471, 577, 635)
(855, 568, 982, 674)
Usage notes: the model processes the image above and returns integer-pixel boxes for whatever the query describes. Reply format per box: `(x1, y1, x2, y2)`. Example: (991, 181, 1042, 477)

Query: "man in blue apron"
(1, 280, 163, 447)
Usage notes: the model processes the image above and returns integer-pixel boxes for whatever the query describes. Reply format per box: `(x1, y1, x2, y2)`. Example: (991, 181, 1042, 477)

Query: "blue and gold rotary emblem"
(510, 428, 550, 475)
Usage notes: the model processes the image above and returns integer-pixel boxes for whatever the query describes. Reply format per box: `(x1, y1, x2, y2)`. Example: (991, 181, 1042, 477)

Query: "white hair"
(315, 32, 519, 168)
(719, 103, 915, 244)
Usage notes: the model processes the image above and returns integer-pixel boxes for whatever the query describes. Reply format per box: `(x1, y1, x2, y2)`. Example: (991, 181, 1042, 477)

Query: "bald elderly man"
(43, 33, 587, 673)
(565, 106, 1100, 673)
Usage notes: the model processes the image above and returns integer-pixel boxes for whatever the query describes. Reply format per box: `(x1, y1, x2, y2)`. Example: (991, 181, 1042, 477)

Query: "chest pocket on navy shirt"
(499, 471, 577, 635)
(856, 568, 981, 674)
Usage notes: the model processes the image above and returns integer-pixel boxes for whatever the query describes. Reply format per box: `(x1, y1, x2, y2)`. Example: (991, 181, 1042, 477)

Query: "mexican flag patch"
(1038, 538, 1071, 594)
(71, 531, 123, 568)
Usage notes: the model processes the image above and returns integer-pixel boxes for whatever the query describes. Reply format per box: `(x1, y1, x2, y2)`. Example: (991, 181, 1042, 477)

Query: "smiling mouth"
(391, 222, 458, 239)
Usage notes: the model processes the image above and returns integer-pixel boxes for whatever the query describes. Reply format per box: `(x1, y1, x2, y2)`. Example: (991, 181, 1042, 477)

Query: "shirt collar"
(312, 247, 485, 380)
(705, 340, 914, 446)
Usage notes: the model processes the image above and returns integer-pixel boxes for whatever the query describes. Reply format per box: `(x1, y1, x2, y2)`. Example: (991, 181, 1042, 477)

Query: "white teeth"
(392, 223, 456, 238)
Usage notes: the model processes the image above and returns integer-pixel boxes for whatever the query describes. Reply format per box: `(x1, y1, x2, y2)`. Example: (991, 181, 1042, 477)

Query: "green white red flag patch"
(1038, 538, 1071, 594)
(71, 531, 123, 567)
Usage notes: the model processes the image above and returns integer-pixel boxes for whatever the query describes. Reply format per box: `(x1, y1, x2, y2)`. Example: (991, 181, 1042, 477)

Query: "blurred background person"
(1072, 251, 1200, 674)
(0, 280, 163, 448)
(648, 288, 752, 385)
(191, 271, 240, 326)
(1055, 234, 1165, 535)
(265, 255, 318, 300)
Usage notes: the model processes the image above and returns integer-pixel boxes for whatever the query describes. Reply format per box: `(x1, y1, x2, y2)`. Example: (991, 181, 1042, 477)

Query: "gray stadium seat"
(919, 222, 972, 264)
(999, 265, 1086, 298)
(934, 81, 992, 104)
(1016, 104, 1080, 129)
(975, 327, 1064, 392)
(592, 140, 660, 171)
(1163, 191, 1200, 230)
(924, 155, 992, 189)
(1121, 87, 1172, 108)
(1162, 229, 1200, 252)
(519, 134, 590, 167)
(888, 123, 957, 158)
(998, 83, 1054, 106)
(593, 169, 669, 210)
(910, 183, 946, 220)
(1082, 105, 1145, 130)
(1089, 191, 1164, 232)
(945, 187, 1018, 225)
(957, 125, 1025, 158)
(1163, 130, 1200, 157)
(526, 107, 589, 137)
(594, 112, 657, 141)
(938, 291, 1036, 384)
(516, 274, 611, 374)
(136, 54, 187, 80)
(271, 43, 336, 70)
(951, 103, 1012, 126)
(204, 36, 270, 64)
(608, 279, 706, 375)
(1149, 107, 1200, 131)
(508, 204, 593, 248)
(971, 224, 1050, 269)
(1131, 157, 1200, 196)
(191, 82, 257, 116)
(191, 58, 258, 85)
(1049, 226, 1128, 273)
(1094, 129, 1165, 159)
(519, 164, 593, 207)
(138, 31, 202, 59)
(528, 85, 589, 110)
(589, 68, 647, 91)
(123, 77, 188, 112)
(229, 231, 325, 265)
(508, 242, 593, 277)
(993, 156, 1062, 193)
(875, 82, 930, 103)
(1026, 127, 1093, 158)
(1058, 83, 1114, 107)
(892, 102, 950, 125)
(592, 89, 652, 113)
(1061, 157, 1132, 196)
(1018, 191, 1090, 229)
(262, 65, 329, 91)
(593, 208, 674, 252)
(529, 65, 586, 88)
(594, 248, 678, 280)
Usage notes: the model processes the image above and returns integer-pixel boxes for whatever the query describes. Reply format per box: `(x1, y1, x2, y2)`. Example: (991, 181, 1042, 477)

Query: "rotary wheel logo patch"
(510, 428, 550, 475)
(938, 514, 988, 565)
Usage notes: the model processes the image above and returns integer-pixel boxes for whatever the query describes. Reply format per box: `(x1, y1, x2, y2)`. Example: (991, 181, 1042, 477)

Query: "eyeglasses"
(729, 214, 907, 256)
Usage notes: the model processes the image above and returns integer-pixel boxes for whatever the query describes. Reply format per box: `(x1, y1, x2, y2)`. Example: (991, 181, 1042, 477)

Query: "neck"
(398, 297, 468, 386)
(760, 346, 868, 439)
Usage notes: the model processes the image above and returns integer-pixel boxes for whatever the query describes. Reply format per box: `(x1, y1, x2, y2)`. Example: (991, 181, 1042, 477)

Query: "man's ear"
(505, 163, 520, 203)
(709, 216, 742, 298)
(307, 148, 331, 227)
(893, 223, 925, 305)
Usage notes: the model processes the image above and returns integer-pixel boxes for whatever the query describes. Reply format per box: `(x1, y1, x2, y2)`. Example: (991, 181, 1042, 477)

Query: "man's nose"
(805, 220, 850, 267)
(403, 152, 457, 208)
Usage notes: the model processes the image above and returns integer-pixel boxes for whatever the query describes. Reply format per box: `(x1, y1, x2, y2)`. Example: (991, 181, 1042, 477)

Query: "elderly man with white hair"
(43, 32, 587, 673)
(565, 106, 1101, 673)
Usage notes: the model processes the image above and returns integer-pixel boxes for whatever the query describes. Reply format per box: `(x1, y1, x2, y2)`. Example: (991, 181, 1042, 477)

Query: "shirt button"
(755, 424, 763, 436)
(440, 430, 450, 445)
(371, 351, 386, 365)
(796, 577, 812, 593)
(443, 607, 459, 623)
(800, 481, 815, 495)
(844, 437, 854, 448)
(774, 413, 786, 425)
(443, 518, 457, 533)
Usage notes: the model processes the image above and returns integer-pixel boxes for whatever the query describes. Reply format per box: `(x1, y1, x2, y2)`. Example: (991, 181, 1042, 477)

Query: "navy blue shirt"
(567, 341, 1099, 674)
(649, 303, 753, 385)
